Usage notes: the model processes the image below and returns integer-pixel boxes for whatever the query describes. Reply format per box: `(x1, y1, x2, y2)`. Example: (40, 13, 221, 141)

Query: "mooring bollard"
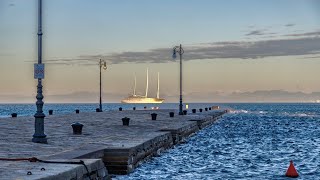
(119, 107, 123, 111)
(192, 109, 196, 113)
(133, 107, 136, 110)
(205, 108, 208, 111)
(96, 108, 101, 112)
(75, 109, 80, 114)
(151, 113, 157, 120)
(48, 110, 53, 115)
(122, 117, 130, 126)
(199, 108, 203, 112)
(144, 106, 147, 109)
(11, 113, 17, 118)
(183, 110, 187, 115)
(209, 107, 212, 110)
(71, 122, 83, 135)
(169, 112, 174, 117)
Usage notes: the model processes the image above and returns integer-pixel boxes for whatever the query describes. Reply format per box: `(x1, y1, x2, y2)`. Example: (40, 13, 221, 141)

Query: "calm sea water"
(1, 103, 320, 179)
(0, 103, 216, 117)
(114, 103, 320, 180)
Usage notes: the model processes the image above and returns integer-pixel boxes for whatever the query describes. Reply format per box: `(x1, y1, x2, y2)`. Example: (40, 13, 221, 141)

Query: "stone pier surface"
(0, 108, 226, 178)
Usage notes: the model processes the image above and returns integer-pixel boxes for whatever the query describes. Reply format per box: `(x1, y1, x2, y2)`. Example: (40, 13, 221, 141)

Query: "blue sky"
(1, 0, 320, 102)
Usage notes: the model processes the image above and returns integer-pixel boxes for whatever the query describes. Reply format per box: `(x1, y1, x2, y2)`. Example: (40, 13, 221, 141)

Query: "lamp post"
(172, 44, 184, 115)
(32, 0, 47, 143)
(99, 59, 107, 112)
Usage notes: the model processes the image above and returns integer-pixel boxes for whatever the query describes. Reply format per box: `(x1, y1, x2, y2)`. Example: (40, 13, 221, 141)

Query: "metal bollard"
(122, 117, 130, 126)
(169, 112, 174, 117)
(71, 122, 83, 135)
(48, 110, 53, 115)
(192, 109, 196, 113)
(75, 109, 80, 114)
(119, 107, 123, 111)
(11, 113, 17, 118)
(151, 113, 157, 120)
(205, 108, 208, 111)
(133, 107, 136, 110)
(183, 110, 187, 115)
(199, 108, 203, 112)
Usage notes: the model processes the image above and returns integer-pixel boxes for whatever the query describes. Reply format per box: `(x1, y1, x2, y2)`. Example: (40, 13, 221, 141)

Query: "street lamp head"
(103, 61, 107, 70)
(172, 50, 177, 59)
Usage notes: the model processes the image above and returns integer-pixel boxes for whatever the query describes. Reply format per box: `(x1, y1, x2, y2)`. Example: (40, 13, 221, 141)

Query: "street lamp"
(32, 0, 47, 143)
(99, 59, 107, 112)
(172, 44, 184, 115)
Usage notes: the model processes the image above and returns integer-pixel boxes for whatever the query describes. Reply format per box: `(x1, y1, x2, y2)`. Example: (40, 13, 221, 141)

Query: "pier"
(0, 108, 226, 179)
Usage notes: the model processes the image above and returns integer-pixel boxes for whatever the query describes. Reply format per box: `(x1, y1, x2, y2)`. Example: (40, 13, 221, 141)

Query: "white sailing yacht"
(121, 69, 164, 103)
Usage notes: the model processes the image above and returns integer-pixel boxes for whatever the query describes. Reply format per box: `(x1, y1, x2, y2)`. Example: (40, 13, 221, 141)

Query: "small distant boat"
(121, 69, 164, 104)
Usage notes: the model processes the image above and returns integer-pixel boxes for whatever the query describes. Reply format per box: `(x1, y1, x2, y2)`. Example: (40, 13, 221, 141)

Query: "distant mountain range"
(1, 90, 320, 103)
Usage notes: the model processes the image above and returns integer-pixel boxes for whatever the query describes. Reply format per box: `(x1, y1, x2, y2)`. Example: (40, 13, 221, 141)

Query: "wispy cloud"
(285, 30, 320, 37)
(245, 30, 267, 36)
(43, 30, 320, 65)
(285, 23, 295, 27)
(100, 36, 320, 63)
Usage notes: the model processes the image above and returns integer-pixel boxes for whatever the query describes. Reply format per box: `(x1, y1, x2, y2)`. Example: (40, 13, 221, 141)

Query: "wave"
(282, 112, 320, 118)
(229, 109, 267, 115)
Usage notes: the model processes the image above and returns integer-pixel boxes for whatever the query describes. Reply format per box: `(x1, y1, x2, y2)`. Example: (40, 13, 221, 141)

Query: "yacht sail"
(121, 68, 165, 104)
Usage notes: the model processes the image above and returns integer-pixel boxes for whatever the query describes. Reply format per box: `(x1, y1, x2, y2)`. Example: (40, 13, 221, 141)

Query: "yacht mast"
(133, 73, 136, 96)
(157, 72, 160, 99)
(145, 68, 148, 97)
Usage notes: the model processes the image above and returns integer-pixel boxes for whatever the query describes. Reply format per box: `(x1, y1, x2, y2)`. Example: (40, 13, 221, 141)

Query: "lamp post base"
(32, 114, 47, 144)
(32, 136, 47, 143)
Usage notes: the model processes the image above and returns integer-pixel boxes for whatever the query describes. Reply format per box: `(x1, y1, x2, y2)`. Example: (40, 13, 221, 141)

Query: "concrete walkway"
(0, 108, 226, 178)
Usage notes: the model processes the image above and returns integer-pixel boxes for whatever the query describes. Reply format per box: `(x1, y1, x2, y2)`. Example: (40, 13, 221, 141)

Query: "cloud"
(245, 30, 266, 36)
(285, 23, 295, 27)
(102, 37, 320, 63)
(285, 31, 320, 37)
(43, 30, 320, 65)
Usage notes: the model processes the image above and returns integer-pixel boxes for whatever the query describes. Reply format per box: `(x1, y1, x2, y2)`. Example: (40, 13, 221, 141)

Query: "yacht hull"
(121, 97, 164, 104)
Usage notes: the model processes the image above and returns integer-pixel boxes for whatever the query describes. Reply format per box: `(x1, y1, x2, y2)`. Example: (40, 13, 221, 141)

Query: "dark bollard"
(122, 117, 130, 126)
(133, 107, 136, 110)
(205, 108, 208, 111)
(119, 107, 123, 111)
(11, 113, 17, 118)
(71, 122, 83, 135)
(151, 113, 157, 120)
(48, 110, 53, 115)
(96, 108, 101, 112)
(183, 110, 187, 115)
(192, 109, 196, 113)
(75, 109, 80, 114)
(144, 106, 147, 109)
(169, 112, 174, 117)
(209, 107, 212, 110)
(199, 108, 203, 112)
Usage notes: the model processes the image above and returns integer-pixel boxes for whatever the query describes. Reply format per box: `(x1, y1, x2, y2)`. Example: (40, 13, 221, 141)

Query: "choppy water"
(114, 103, 320, 180)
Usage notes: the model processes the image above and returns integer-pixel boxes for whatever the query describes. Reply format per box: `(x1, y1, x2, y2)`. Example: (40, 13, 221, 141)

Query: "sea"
(1, 103, 320, 179)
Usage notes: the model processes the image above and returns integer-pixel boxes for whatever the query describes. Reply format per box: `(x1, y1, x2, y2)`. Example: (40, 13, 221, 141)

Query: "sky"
(1, 0, 320, 103)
